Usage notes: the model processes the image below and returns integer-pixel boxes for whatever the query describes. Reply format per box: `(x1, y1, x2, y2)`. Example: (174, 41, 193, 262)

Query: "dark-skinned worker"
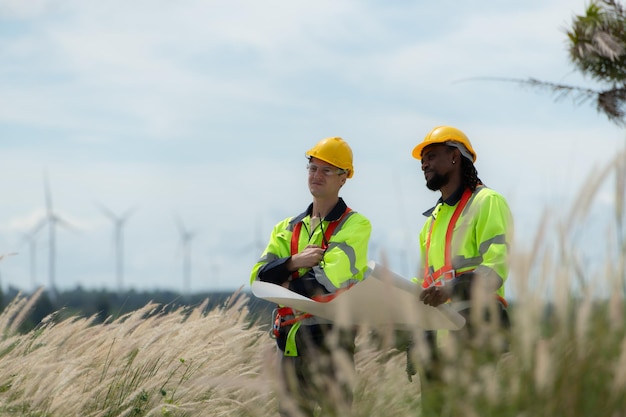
(250, 136, 371, 417)
(409, 126, 513, 416)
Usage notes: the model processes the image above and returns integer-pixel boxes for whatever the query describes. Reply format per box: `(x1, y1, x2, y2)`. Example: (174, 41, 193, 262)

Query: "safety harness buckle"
(269, 308, 279, 339)
(270, 307, 298, 339)
(441, 269, 456, 281)
(426, 269, 456, 287)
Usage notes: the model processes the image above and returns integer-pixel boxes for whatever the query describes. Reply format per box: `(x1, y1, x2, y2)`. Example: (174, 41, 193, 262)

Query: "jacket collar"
(291, 197, 348, 225)
(304, 197, 347, 221)
(422, 185, 467, 217)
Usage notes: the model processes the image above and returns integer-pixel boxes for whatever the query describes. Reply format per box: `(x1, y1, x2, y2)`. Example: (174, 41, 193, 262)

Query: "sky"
(0, 0, 624, 297)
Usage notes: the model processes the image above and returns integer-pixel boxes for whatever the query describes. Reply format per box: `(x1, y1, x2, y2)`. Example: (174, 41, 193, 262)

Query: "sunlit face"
(421, 145, 454, 191)
(307, 157, 347, 198)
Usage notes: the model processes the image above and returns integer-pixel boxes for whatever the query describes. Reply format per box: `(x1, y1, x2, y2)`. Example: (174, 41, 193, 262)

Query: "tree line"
(0, 286, 275, 334)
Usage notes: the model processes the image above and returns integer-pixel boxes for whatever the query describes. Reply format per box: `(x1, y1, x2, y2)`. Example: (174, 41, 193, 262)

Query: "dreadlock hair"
(460, 156, 483, 191)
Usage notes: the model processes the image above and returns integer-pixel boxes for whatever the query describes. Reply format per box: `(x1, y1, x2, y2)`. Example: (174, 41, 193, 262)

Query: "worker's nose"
(310, 169, 325, 180)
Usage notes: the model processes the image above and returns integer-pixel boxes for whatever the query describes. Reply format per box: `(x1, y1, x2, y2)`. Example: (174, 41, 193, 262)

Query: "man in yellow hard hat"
(409, 126, 513, 416)
(250, 136, 372, 417)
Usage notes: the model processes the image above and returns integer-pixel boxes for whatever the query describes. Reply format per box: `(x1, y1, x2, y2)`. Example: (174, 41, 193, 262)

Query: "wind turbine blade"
(172, 213, 185, 257)
(0, 253, 18, 262)
(121, 205, 138, 222)
(95, 202, 117, 221)
(43, 172, 53, 217)
(174, 214, 198, 242)
(54, 213, 81, 233)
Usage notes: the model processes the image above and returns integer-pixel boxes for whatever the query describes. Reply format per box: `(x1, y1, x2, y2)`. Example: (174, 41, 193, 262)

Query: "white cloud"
(0, 0, 622, 293)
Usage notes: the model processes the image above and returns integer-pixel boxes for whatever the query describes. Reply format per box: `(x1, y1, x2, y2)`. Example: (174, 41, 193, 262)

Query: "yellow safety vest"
(250, 200, 371, 356)
(419, 185, 512, 299)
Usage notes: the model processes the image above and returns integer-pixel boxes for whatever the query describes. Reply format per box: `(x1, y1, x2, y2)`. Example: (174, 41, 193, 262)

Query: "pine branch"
(454, 76, 626, 126)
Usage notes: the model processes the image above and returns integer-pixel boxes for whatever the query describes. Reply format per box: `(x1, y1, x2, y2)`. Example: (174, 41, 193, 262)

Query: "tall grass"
(0, 149, 624, 416)
(0, 290, 276, 416)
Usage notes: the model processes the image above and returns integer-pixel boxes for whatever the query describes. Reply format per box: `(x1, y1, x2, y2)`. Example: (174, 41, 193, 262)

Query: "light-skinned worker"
(250, 136, 371, 417)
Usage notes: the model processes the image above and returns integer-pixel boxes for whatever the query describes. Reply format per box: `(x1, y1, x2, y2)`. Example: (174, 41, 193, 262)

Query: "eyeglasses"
(307, 163, 347, 177)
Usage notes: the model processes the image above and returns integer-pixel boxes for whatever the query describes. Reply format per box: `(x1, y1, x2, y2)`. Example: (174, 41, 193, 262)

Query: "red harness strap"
(423, 188, 472, 287)
(422, 188, 509, 309)
(290, 206, 351, 280)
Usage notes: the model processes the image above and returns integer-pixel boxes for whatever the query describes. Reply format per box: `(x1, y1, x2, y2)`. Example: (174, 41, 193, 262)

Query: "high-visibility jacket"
(419, 185, 512, 299)
(250, 198, 371, 356)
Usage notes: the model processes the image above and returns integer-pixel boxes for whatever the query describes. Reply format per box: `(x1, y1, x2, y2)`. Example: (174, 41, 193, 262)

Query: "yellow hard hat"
(411, 126, 477, 162)
(306, 136, 354, 178)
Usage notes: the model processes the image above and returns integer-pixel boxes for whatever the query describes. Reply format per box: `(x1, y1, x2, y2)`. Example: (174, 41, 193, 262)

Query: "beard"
(426, 171, 449, 191)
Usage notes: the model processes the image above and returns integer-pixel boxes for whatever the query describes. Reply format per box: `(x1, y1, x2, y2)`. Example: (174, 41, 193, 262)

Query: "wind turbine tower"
(98, 204, 135, 294)
(22, 219, 46, 290)
(175, 216, 196, 298)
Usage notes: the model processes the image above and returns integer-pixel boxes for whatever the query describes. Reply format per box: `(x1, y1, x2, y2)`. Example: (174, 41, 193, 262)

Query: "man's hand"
(420, 284, 451, 307)
(287, 245, 325, 271)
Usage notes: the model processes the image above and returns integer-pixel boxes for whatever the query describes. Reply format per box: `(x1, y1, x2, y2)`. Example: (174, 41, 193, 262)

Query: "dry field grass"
(0, 149, 623, 416)
(0, 288, 420, 417)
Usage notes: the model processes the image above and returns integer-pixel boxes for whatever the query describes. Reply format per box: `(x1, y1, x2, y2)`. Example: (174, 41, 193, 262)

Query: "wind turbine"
(97, 203, 136, 294)
(43, 173, 75, 299)
(175, 215, 196, 299)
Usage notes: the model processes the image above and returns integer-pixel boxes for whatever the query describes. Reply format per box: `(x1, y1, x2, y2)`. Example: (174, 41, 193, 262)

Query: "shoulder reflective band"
(423, 188, 472, 287)
(290, 206, 352, 280)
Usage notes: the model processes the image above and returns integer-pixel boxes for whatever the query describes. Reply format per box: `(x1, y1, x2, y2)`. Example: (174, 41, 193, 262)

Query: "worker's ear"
(450, 148, 461, 165)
